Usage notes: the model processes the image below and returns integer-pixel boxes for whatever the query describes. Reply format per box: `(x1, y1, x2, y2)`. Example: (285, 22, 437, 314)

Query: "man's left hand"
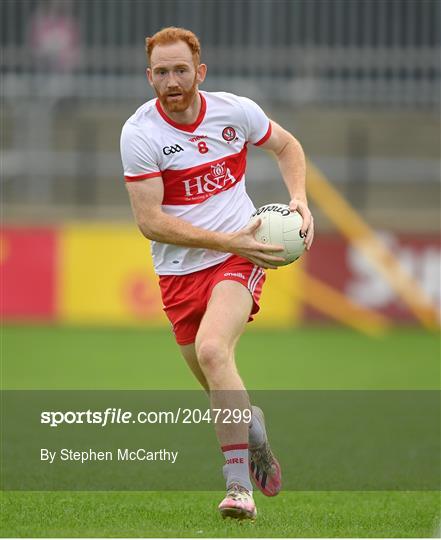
(289, 198, 314, 250)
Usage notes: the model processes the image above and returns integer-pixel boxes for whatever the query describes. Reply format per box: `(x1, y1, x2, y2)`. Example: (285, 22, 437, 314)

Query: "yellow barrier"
(58, 223, 301, 328)
(59, 223, 165, 326)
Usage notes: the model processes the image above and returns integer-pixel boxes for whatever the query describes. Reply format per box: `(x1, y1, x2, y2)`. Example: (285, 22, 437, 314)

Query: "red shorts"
(159, 255, 266, 345)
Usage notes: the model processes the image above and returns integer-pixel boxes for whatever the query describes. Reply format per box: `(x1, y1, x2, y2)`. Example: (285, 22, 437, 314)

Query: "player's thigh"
(196, 280, 253, 350)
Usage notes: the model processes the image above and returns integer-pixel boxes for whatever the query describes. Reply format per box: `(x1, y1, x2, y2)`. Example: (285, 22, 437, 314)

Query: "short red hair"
(145, 27, 201, 66)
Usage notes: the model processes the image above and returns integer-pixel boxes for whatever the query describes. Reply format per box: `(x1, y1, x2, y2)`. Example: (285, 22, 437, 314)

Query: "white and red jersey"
(120, 91, 271, 275)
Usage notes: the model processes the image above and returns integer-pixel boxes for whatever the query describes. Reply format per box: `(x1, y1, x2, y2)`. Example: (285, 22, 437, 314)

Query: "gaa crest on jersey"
(222, 126, 237, 142)
(162, 144, 184, 156)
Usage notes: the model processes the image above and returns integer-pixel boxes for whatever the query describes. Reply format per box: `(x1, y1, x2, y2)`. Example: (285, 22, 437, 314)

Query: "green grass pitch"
(1, 325, 440, 537)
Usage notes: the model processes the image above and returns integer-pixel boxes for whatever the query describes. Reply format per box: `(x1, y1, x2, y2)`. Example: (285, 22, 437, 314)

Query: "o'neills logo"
(188, 134, 207, 143)
(183, 162, 237, 197)
(252, 204, 291, 217)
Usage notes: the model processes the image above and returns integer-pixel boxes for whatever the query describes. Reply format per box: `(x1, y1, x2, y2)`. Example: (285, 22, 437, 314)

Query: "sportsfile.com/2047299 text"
(40, 408, 253, 427)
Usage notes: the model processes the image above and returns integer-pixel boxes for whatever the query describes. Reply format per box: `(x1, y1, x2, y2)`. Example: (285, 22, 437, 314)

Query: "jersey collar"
(155, 92, 207, 133)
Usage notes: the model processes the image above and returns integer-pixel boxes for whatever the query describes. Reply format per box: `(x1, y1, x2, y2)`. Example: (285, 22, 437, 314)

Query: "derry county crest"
(222, 126, 237, 142)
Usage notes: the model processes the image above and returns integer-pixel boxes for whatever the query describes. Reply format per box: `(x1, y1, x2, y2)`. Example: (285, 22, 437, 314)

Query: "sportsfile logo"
(182, 162, 237, 197)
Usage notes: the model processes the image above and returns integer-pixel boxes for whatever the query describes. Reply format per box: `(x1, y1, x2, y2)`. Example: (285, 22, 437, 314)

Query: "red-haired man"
(120, 27, 314, 520)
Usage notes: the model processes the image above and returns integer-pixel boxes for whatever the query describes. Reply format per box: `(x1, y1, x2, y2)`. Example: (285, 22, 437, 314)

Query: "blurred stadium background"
(1, 0, 440, 333)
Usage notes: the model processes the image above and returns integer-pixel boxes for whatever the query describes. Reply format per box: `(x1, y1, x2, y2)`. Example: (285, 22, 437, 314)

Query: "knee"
(196, 339, 230, 376)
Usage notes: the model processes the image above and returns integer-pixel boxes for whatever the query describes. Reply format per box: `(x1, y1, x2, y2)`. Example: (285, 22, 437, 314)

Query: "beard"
(155, 76, 198, 113)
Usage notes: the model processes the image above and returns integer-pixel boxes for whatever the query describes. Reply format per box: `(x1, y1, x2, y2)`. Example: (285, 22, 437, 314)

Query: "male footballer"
(120, 27, 314, 520)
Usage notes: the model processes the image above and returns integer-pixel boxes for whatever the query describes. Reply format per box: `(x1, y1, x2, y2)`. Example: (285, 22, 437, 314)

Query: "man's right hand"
(226, 219, 285, 269)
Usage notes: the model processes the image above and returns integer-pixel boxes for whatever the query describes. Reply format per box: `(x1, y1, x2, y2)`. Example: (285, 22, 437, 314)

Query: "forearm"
(137, 209, 232, 252)
(126, 181, 287, 268)
(276, 136, 307, 203)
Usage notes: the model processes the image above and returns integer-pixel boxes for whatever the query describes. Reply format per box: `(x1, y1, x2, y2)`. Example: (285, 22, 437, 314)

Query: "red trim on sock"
(221, 443, 249, 452)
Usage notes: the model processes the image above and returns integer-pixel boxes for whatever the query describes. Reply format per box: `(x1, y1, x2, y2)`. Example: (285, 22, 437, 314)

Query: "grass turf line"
(1, 491, 440, 538)
(2, 326, 439, 537)
(2, 326, 439, 390)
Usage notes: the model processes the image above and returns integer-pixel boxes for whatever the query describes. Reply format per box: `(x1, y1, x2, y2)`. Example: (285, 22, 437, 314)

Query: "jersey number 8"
(198, 142, 209, 154)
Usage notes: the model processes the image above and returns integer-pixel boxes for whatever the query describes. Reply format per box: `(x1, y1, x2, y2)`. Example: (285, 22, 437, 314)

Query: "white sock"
(248, 406, 265, 449)
(221, 443, 252, 492)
